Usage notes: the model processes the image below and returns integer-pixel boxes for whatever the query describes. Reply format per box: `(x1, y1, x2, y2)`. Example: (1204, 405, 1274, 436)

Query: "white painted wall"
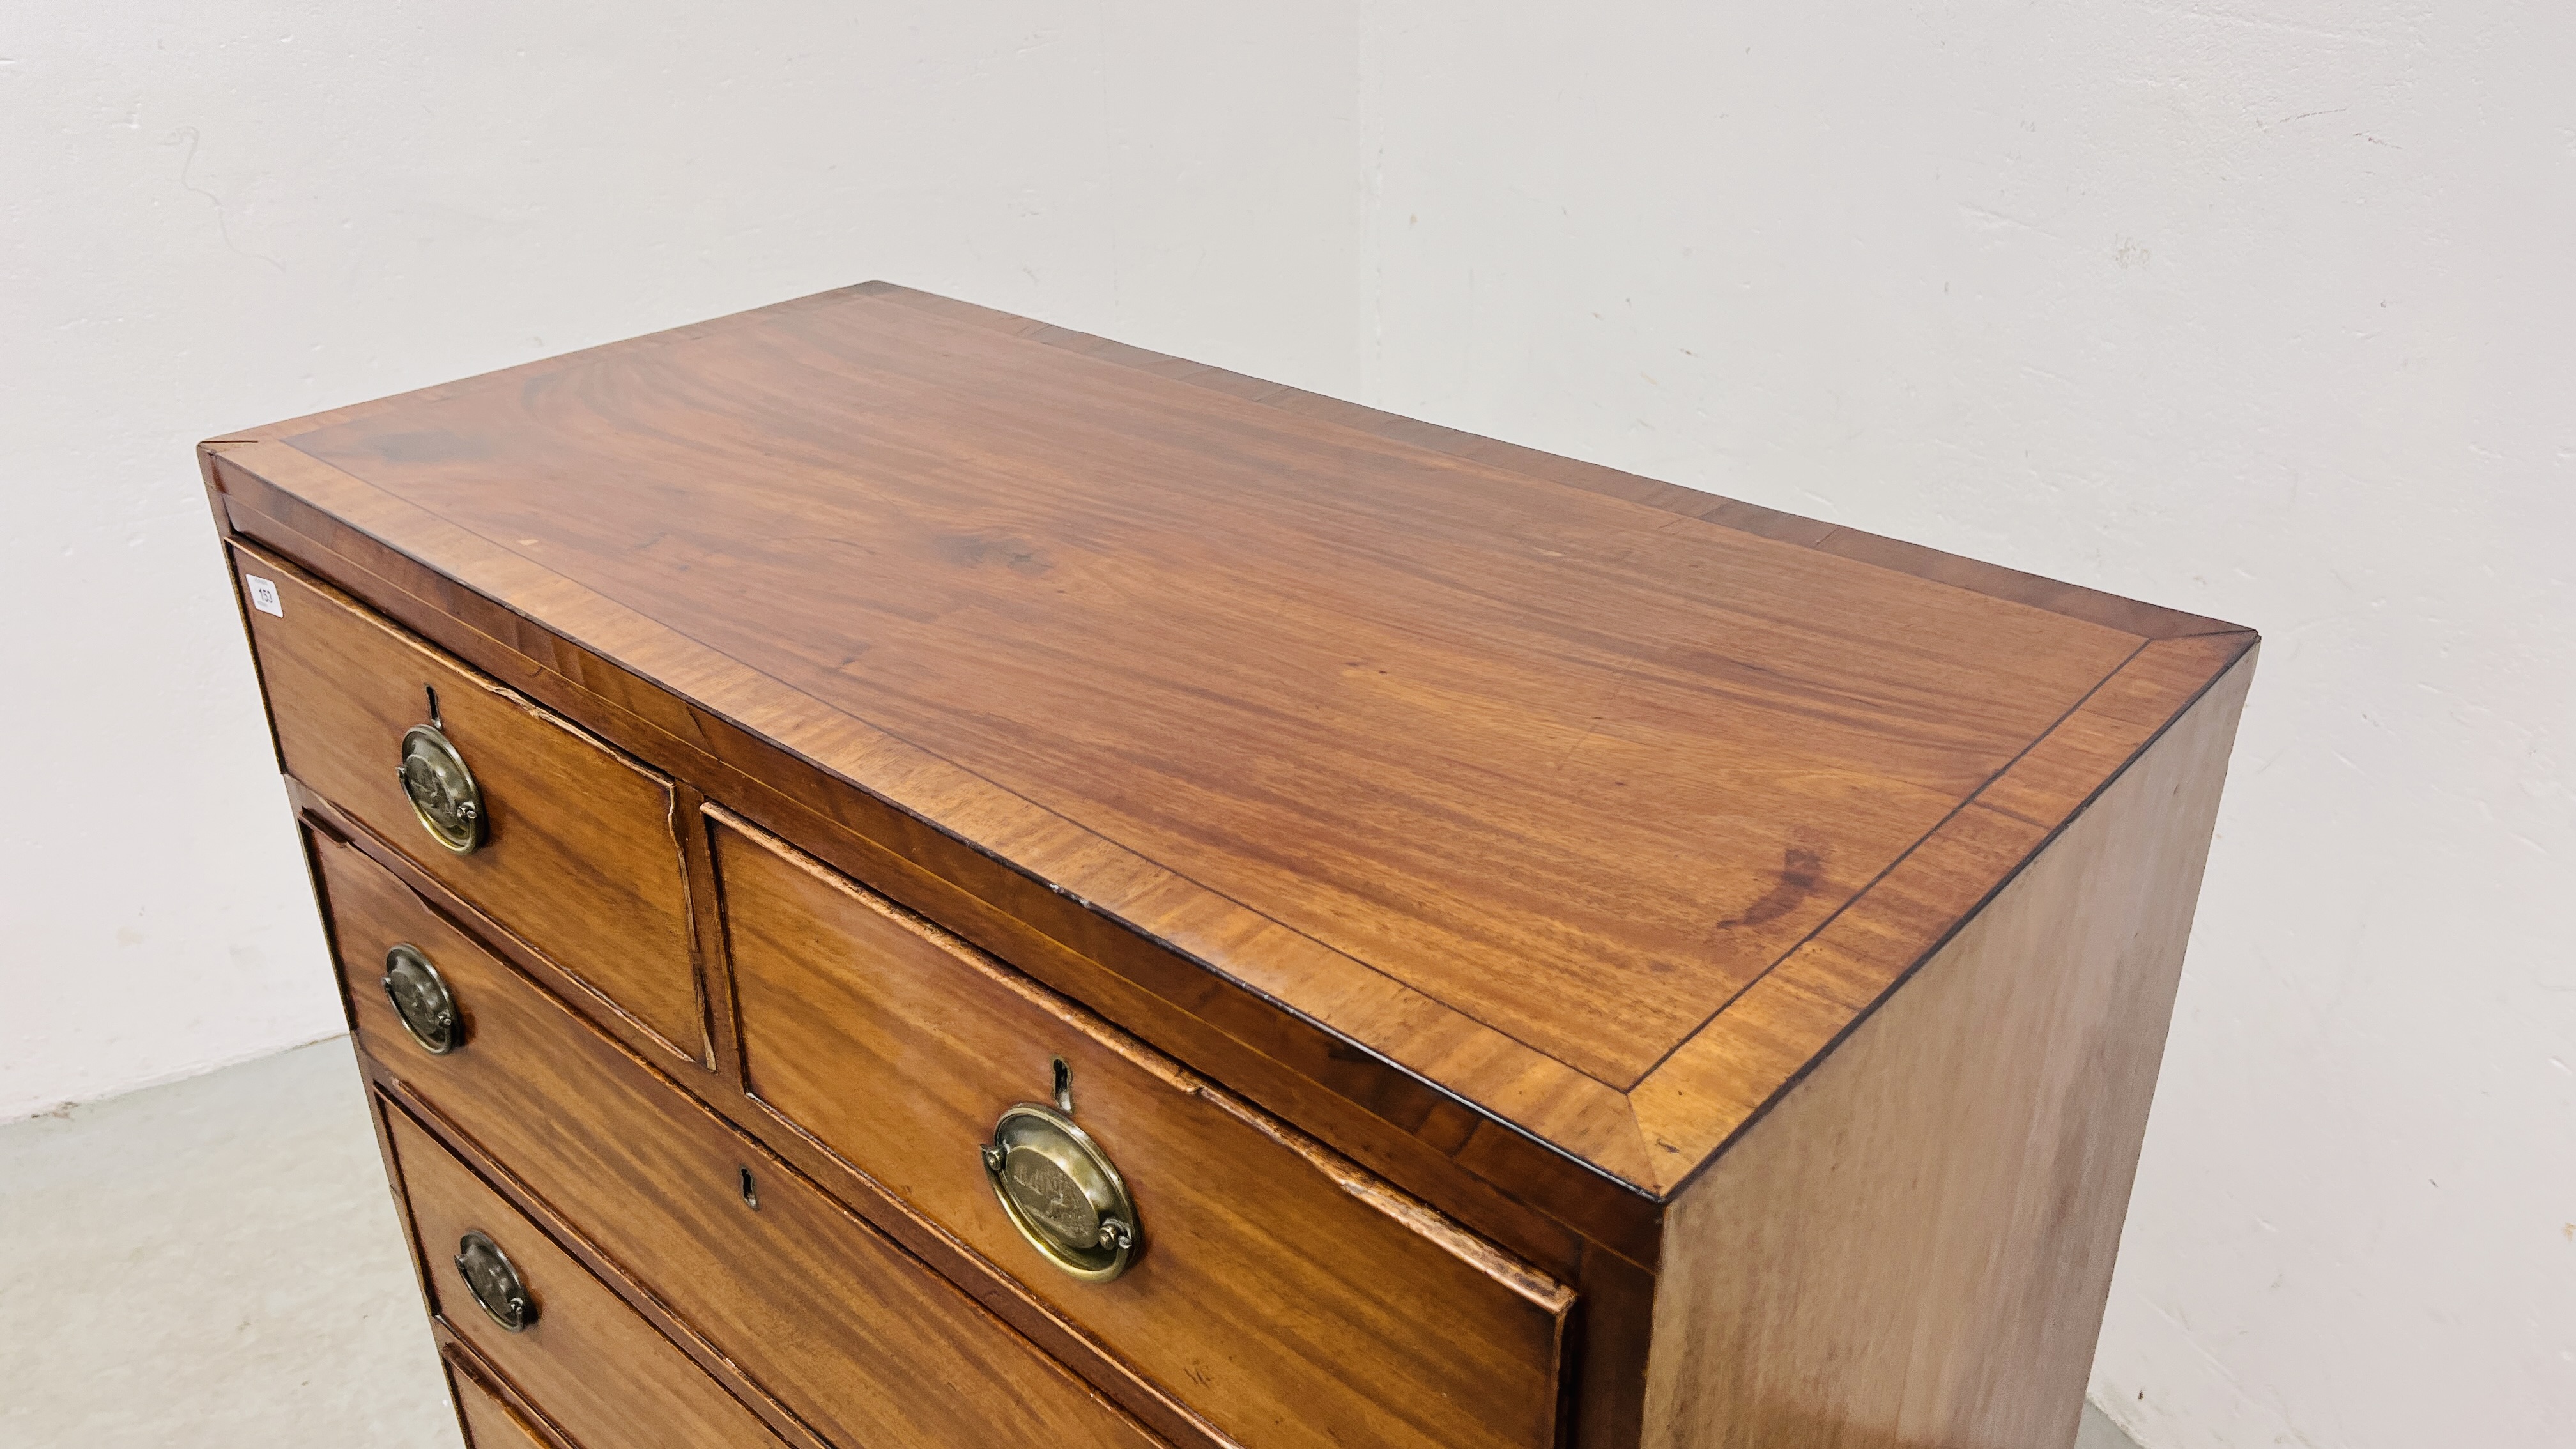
(1349, 7, 2574, 1448)
(8, 4, 2568, 1447)
(0, 0, 1367, 1120)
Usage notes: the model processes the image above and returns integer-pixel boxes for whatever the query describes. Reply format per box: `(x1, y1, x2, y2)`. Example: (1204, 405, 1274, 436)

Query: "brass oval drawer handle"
(978, 1060, 1137, 1283)
(453, 1230, 537, 1332)
(397, 721, 485, 855)
(381, 944, 462, 1055)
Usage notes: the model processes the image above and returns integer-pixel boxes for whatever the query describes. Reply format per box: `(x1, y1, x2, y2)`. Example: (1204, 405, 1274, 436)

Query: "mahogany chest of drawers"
(203, 284, 2255, 1449)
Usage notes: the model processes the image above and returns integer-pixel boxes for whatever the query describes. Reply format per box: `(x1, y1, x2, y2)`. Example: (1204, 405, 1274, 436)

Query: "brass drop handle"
(397, 714, 485, 855)
(978, 1058, 1138, 1283)
(453, 1230, 536, 1332)
(381, 944, 462, 1055)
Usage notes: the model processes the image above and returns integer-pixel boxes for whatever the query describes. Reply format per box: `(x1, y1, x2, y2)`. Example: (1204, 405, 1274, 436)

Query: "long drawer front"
(716, 810, 1575, 1449)
(383, 1100, 786, 1449)
(316, 827, 1162, 1449)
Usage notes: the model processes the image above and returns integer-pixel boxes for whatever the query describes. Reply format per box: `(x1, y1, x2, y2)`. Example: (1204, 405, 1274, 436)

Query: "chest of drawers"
(203, 284, 2254, 1449)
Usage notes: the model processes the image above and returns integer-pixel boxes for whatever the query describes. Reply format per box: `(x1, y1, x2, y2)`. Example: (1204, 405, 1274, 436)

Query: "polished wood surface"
(1628, 629, 2257, 1192)
(1639, 651, 2255, 1448)
(314, 830, 1165, 1449)
(228, 463, 1654, 1276)
(717, 808, 1571, 1449)
(233, 541, 705, 1064)
(211, 436, 1662, 1263)
(208, 284, 2257, 1449)
(282, 309, 2124, 1092)
(202, 282, 2255, 1206)
(303, 789, 1234, 1449)
(877, 289, 2240, 645)
(385, 1102, 788, 1449)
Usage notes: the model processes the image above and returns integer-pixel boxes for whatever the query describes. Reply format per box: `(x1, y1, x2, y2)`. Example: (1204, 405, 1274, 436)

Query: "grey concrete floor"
(2, 1037, 2149, 1448)
(0, 1038, 458, 1448)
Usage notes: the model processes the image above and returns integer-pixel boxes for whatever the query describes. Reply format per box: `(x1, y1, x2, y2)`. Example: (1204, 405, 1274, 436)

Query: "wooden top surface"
(213, 284, 2254, 1197)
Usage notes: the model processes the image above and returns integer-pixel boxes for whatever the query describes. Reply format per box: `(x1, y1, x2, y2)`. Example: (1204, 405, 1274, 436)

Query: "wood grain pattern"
(866, 285, 2244, 643)
(267, 286, 2136, 1098)
(317, 795, 1236, 1449)
(233, 540, 706, 1065)
(1628, 631, 2258, 1192)
(313, 829, 1166, 1449)
(213, 280, 2237, 643)
(1639, 648, 2254, 1449)
(211, 286, 2263, 1449)
(198, 284, 2252, 1218)
(211, 392, 1666, 1259)
(716, 808, 1570, 1449)
(385, 1100, 787, 1449)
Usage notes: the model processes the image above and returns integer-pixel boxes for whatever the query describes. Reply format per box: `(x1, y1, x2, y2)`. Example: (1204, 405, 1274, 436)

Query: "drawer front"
(714, 813, 1574, 1449)
(315, 830, 1162, 1449)
(449, 1356, 561, 1449)
(385, 1101, 786, 1449)
(234, 544, 703, 1060)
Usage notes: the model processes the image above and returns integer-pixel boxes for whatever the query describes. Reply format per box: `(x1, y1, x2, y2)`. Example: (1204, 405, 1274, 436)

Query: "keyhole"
(737, 1166, 759, 1209)
(424, 684, 443, 727)
(1051, 1056, 1074, 1114)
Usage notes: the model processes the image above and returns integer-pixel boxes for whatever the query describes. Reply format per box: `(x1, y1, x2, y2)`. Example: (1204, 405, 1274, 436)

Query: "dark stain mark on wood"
(937, 530, 1052, 574)
(1719, 843, 1824, 931)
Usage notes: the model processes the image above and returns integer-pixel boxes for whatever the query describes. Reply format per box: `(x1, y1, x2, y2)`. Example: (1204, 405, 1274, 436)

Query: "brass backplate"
(381, 943, 461, 1055)
(398, 723, 484, 855)
(980, 1103, 1137, 1283)
(453, 1230, 535, 1332)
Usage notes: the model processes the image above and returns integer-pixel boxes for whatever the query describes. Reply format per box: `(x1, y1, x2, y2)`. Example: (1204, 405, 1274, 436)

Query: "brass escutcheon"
(453, 1230, 536, 1332)
(381, 944, 461, 1055)
(979, 1061, 1137, 1283)
(397, 722, 484, 855)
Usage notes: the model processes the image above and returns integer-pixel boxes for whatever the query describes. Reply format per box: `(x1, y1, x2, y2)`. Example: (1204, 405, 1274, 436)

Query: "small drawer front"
(714, 813, 1574, 1449)
(386, 1102, 787, 1449)
(316, 830, 1161, 1449)
(233, 544, 703, 1061)
(448, 1358, 556, 1449)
